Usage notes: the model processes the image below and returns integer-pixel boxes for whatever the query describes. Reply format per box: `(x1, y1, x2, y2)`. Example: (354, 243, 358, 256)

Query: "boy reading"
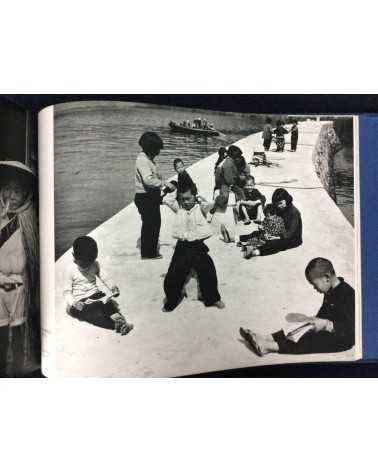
(64, 236, 133, 335)
(163, 182, 225, 312)
(239, 258, 355, 355)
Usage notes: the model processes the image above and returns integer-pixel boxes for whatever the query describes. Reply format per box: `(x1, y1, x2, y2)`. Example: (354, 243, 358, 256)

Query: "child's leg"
(164, 243, 191, 311)
(191, 246, 221, 307)
(239, 204, 251, 223)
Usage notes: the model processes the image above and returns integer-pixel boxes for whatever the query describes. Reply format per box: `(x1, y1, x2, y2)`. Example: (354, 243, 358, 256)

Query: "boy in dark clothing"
(290, 121, 299, 152)
(244, 188, 302, 258)
(240, 258, 355, 355)
(235, 175, 266, 224)
(160, 158, 195, 203)
(262, 118, 273, 151)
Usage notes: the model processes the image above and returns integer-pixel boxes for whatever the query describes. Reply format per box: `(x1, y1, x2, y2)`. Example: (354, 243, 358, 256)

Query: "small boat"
(169, 121, 220, 136)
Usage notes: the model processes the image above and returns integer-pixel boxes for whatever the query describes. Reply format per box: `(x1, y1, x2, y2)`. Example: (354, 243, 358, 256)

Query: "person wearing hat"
(0, 161, 38, 376)
(244, 188, 302, 258)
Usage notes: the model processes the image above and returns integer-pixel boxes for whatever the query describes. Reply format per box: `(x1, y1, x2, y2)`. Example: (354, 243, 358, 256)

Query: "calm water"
(54, 102, 354, 259)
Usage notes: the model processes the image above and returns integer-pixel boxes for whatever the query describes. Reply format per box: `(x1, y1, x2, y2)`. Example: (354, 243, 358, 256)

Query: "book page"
(45, 101, 361, 376)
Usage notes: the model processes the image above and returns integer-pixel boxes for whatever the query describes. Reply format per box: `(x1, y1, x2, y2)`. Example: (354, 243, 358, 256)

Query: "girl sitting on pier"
(243, 188, 302, 258)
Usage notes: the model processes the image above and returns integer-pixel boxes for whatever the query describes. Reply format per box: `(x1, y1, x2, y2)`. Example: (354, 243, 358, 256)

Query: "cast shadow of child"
(67, 301, 116, 330)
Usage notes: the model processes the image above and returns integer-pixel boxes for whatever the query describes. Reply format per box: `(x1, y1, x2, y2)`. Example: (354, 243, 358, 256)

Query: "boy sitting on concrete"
(235, 175, 266, 225)
(239, 258, 355, 355)
(64, 236, 133, 335)
(163, 182, 225, 312)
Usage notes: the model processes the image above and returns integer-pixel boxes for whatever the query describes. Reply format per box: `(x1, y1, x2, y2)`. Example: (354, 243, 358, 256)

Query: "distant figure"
(134, 132, 175, 259)
(240, 258, 355, 356)
(262, 117, 273, 151)
(64, 236, 133, 335)
(274, 120, 288, 152)
(290, 121, 299, 152)
(0, 161, 38, 377)
(162, 182, 225, 312)
(235, 175, 266, 225)
(244, 188, 302, 258)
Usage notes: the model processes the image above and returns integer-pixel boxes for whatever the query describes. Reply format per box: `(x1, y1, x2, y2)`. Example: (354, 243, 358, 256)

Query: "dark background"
(3, 94, 377, 378)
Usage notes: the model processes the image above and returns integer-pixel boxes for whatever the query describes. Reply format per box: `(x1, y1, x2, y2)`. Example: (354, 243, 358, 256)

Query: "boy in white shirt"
(64, 236, 133, 335)
(163, 182, 225, 312)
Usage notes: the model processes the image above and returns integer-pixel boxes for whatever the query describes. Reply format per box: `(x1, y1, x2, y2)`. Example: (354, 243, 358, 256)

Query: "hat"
(0, 161, 36, 189)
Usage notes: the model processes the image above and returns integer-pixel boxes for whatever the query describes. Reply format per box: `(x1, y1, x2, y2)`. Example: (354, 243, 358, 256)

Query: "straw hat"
(0, 160, 36, 188)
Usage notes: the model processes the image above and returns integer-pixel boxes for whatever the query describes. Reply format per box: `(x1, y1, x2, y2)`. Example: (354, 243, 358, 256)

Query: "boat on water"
(169, 120, 220, 136)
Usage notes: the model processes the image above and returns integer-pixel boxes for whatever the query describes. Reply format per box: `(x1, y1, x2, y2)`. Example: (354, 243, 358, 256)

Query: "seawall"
(54, 121, 357, 377)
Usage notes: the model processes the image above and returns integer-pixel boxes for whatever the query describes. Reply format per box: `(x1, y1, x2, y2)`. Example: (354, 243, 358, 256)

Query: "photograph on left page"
(0, 99, 40, 377)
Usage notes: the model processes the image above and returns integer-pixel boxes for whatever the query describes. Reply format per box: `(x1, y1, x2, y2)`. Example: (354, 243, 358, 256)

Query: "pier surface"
(54, 121, 357, 377)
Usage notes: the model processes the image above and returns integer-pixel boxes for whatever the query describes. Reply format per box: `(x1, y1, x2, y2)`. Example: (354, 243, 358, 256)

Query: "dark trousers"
(276, 136, 285, 152)
(0, 325, 25, 377)
(258, 238, 302, 256)
(164, 240, 221, 311)
(291, 134, 298, 151)
(263, 137, 272, 151)
(273, 329, 354, 355)
(135, 192, 161, 258)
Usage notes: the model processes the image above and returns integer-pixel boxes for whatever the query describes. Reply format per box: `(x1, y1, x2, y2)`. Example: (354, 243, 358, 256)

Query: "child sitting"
(163, 182, 225, 312)
(235, 175, 266, 225)
(237, 204, 286, 249)
(239, 258, 355, 356)
(64, 236, 133, 335)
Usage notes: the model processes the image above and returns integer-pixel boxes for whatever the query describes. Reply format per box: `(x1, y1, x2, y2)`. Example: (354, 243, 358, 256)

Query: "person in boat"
(0, 161, 39, 377)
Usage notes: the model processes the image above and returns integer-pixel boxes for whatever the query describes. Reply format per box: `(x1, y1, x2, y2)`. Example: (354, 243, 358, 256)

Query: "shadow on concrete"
(68, 303, 115, 331)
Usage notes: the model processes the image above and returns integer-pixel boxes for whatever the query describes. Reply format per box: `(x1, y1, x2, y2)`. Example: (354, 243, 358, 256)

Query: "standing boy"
(163, 183, 225, 312)
(262, 118, 273, 151)
(239, 258, 355, 355)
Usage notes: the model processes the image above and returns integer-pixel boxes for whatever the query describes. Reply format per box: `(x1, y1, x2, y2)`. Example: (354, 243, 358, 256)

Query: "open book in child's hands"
(283, 313, 314, 343)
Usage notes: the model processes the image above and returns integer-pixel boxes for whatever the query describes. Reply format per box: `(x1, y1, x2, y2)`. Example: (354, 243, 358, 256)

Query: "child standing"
(290, 121, 299, 152)
(64, 236, 133, 335)
(235, 175, 266, 225)
(240, 258, 355, 355)
(163, 182, 225, 312)
(262, 118, 273, 151)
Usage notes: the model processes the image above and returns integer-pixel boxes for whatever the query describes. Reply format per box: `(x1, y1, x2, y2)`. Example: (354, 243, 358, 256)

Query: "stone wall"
(312, 122, 343, 202)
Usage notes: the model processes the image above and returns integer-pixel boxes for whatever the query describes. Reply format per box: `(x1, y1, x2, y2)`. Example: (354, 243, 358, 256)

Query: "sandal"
(239, 327, 263, 357)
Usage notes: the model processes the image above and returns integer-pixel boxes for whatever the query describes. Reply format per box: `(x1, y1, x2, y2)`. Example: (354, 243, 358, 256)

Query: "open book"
(0, 98, 363, 377)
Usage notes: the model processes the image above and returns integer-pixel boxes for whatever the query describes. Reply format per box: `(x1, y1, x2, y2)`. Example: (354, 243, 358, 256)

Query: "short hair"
(305, 258, 335, 281)
(227, 145, 242, 158)
(138, 132, 163, 155)
(173, 158, 184, 168)
(245, 175, 255, 184)
(177, 181, 198, 197)
(73, 236, 98, 261)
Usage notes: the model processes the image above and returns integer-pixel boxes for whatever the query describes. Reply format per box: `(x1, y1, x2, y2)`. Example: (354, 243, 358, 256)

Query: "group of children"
(263, 118, 299, 153)
(62, 136, 355, 360)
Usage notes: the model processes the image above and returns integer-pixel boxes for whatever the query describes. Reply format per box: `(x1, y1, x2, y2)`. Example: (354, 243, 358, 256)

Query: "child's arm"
(162, 198, 179, 213)
(63, 269, 77, 309)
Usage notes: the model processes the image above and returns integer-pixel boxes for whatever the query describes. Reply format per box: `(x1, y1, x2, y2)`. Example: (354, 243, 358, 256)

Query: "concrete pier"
(54, 121, 357, 377)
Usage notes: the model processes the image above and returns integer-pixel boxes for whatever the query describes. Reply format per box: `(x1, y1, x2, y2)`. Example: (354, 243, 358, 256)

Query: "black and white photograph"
(49, 101, 359, 377)
(0, 99, 39, 377)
